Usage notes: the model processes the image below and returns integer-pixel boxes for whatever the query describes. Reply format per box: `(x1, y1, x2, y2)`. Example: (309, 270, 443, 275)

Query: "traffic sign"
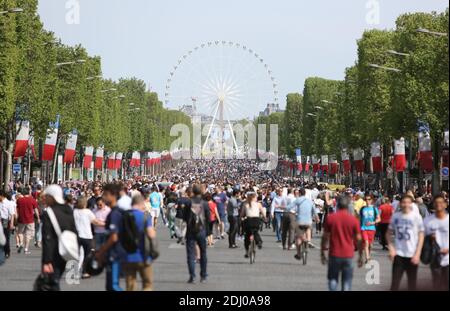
(12, 164, 21, 175)
(442, 167, 449, 181)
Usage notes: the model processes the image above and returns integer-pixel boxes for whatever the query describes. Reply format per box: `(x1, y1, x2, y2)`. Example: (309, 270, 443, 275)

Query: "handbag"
(144, 212, 160, 260)
(421, 235, 441, 267)
(46, 207, 79, 261)
(33, 273, 60, 291)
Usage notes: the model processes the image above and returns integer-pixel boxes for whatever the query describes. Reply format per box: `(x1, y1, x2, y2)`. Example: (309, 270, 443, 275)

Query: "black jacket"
(41, 204, 77, 269)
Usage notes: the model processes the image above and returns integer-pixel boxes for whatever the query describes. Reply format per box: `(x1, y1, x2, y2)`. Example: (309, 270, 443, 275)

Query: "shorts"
(296, 224, 311, 237)
(150, 208, 160, 219)
(362, 230, 376, 245)
(219, 213, 227, 222)
(18, 223, 35, 240)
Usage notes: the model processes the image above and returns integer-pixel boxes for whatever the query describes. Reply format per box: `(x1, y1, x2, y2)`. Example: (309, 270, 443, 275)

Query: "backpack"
(421, 235, 441, 267)
(46, 207, 79, 262)
(188, 201, 205, 234)
(120, 210, 140, 253)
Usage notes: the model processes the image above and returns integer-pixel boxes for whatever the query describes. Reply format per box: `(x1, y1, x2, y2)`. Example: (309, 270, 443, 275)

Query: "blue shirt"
(294, 197, 317, 225)
(213, 192, 228, 215)
(149, 192, 162, 209)
(105, 206, 126, 261)
(360, 205, 379, 231)
(125, 209, 153, 264)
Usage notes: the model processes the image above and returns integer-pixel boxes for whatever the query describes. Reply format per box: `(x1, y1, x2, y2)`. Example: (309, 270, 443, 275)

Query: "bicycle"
(249, 233, 256, 264)
(295, 225, 310, 265)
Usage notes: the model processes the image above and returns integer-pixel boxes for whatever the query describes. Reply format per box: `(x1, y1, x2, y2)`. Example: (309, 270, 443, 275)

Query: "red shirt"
(379, 203, 394, 224)
(16, 196, 38, 224)
(208, 201, 217, 222)
(324, 210, 360, 258)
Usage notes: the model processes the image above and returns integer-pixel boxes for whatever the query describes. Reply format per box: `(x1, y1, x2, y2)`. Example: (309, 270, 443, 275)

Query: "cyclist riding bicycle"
(293, 189, 319, 261)
(240, 192, 266, 258)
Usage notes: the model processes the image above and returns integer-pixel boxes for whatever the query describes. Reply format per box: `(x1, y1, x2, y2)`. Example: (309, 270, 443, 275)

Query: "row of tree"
(256, 9, 448, 191)
(0, 0, 191, 187)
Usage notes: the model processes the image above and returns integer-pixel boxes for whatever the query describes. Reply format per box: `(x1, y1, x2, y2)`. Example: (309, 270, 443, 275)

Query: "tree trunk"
(432, 132, 442, 196)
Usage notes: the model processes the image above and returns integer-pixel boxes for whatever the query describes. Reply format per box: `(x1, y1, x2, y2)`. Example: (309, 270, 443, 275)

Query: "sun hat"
(43, 185, 65, 205)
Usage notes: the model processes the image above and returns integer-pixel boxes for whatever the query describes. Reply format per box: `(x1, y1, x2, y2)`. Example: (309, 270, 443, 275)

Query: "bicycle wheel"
(249, 236, 256, 264)
(302, 241, 308, 265)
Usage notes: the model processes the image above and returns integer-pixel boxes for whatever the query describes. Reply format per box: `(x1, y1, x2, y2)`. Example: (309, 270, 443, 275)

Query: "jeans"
(281, 213, 296, 248)
(2, 219, 10, 256)
(327, 257, 354, 291)
(106, 259, 123, 291)
(228, 215, 239, 247)
(94, 233, 107, 250)
(274, 212, 283, 242)
(34, 219, 42, 244)
(430, 265, 449, 291)
(186, 230, 207, 280)
(390, 255, 418, 291)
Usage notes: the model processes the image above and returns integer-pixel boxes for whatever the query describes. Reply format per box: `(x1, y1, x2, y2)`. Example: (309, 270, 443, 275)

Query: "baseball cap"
(43, 185, 65, 205)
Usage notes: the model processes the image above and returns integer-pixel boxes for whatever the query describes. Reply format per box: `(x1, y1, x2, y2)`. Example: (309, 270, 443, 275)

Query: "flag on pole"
(94, 146, 104, 170)
(14, 121, 30, 159)
(353, 148, 365, 173)
(295, 149, 302, 172)
(370, 142, 382, 173)
(107, 152, 116, 170)
(394, 138, 406, 172)
(42, 116, 60, 161)
(312, 155, 319, 173)
(29, 135, 37, 160)
(418, 131, 432, 173)
(342, 149, 351, 174)
(63, 130, 78, 164)
(329, 155, 338, 175)
(321, 155, 329, 172)
(115, 153, 123, 170)
(304, 156, 311, 172)
(83, 146, 94, 169)
(130, 151, 141, 167)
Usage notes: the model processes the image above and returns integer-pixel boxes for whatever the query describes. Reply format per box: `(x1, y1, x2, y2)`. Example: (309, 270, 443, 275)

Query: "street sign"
(442, 167, 449, 181)
(12, 164, 21, 175)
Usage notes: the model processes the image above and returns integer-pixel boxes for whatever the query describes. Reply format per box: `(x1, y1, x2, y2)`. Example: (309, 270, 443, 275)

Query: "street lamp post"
(0, 7, 23, 15)
(417, 28, 448, 37)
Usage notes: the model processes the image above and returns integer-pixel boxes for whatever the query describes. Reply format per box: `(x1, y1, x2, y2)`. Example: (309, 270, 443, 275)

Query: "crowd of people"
(0, 159, 448, 291)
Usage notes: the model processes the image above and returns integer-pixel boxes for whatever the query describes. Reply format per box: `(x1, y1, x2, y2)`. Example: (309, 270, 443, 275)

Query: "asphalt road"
(0, 223, 434, 291)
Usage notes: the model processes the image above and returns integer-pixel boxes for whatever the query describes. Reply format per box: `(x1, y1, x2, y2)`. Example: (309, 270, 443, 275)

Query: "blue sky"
(38, 0, 448, 114)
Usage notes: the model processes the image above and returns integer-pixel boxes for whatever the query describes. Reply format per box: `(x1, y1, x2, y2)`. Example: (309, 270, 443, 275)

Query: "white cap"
(43, 185, 65, 205)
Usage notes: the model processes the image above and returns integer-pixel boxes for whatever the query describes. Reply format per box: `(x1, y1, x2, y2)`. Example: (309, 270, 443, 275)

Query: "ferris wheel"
(164, 41, 279, 154)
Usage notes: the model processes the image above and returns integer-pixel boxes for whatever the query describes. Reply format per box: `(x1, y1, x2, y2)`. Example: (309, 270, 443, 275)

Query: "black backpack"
(120, 210, 140, 253)
(188, 201, 205, 234)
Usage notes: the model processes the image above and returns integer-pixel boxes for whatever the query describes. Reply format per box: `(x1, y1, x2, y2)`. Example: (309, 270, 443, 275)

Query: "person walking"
(0, 190, 15, 259)
(122, 194, 156, 291)
(378, 196, 394, 250)
(321, 196, 363, 291)
(92, 197, 111, 249)
(41, 185, 78, 290)
(16, 187, 39, 255)
(270, 188, 287, 243)
(386, 194, 425, 291)
(227, 189, 241, 248)
(281, 188, 296, 250)
(183, 184, 210, 284)
(359, 194, 380, 263)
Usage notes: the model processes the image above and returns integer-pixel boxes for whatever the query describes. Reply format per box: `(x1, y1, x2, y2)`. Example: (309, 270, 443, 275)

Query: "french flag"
(418, 131, 432, 173)
(394, 138, 407, 172)
(353, 148, 365, 173)
(42, 116, 60, 161)
(312, 155, 319, 173)
(341, 149, 351, 175)
(321, 155, 329, 172)
(329, 155, 338, 175)
(115, 153, 123, 170)
(146, 152, 153, 167)
(107, 152, 116, 170)
(371, 142, 383, 173)
(63, 130, 78, 164)
(94, 146, 104, 170)
(304, 156, 311, 172)
(14, 121, 30, 159)
(295, 149, 302, 172)
(130, 151, 141, 167)
(83, 146, 94, 169)
(29, 136, 37, 160)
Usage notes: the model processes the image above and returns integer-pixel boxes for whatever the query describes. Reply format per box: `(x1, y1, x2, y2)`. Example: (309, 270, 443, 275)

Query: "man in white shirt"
(0, 190, 15, 259)
(386, 194, 424, 291)
(270, 189, 287, 243)
(424, 195, 449, 291)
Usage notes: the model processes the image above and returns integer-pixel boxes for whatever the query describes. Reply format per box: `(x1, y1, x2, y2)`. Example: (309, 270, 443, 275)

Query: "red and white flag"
(370, 142, 382, 173)
(329, 155, 338, 175)
(63, 131, 78, 164)
(29, 136, 37, 160)
(130, 151, 141, 167)
(42, 117, 60, 161)
(115, 153, 123, 170)
(107, 152, 116, 170)
(304, 156, 311, 172)
(353, 148, 365, 173)
(321, 155, 329, 172)
(312, 155, 319, 173)
(83, 146, 94, 169)
(94, 146, 104, 170)
(14, 121, 30, 159)
(341, 149, 351, 174)
(394, 138, 406, 172)
(418, 132, 432, 173)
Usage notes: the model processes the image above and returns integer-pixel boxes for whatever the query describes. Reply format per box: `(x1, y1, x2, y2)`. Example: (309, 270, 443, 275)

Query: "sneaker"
(294, 254, 301, 261)
(244, 254, 249, 258)
(308, 242, 316, 249)
(17, 246, 23, 254)
(200, 277, 207, 284)
(187, 277, 195, 284)
(24, 250, 31, 255)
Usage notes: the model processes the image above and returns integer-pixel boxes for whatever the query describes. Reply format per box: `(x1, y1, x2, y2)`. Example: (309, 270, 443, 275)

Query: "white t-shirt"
(73, 208, 96, 239)
(424, 214, 449, 267)
(389, 211, 424, 258)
